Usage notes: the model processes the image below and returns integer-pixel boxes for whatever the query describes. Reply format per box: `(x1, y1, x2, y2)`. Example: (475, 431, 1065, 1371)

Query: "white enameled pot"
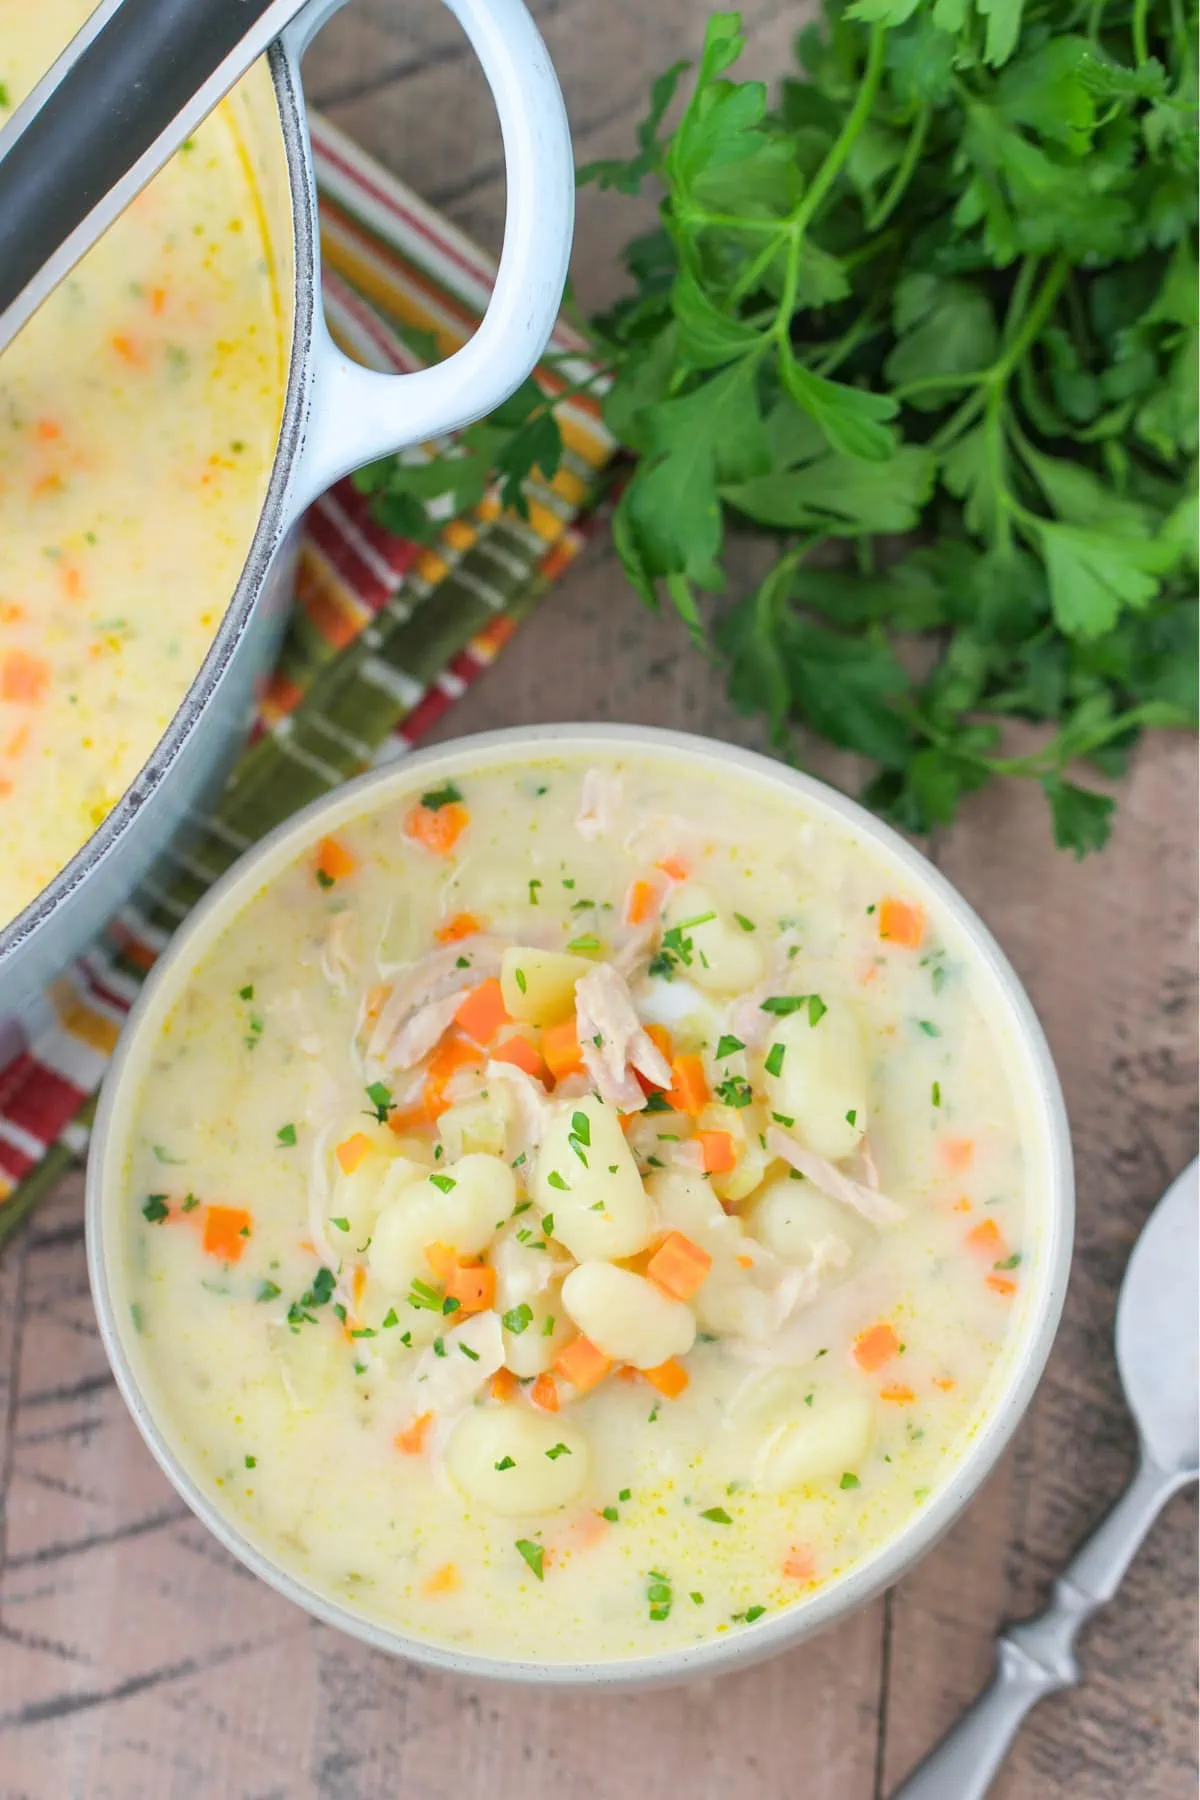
(86, 724, 1075, 1690)
(0, 0, 573, 1028)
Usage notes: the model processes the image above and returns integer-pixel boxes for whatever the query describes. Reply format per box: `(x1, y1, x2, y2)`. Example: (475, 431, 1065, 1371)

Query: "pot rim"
(86, 723, 1076, 1689)
(0, 42, 316, 981)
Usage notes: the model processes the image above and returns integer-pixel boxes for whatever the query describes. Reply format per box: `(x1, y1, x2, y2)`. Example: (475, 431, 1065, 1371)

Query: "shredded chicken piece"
(766, 1127, 905, 1226)
(729, 931, 806, 1048)
(319, 911, 357, 995)
(574, 962, 672, 1110)
(575, 767, 622, 841)
(365, 938, 504, 1073)
(386, 991, 465, 1072)
(402, 1312, 505, 1446)
(484, 1058, 554, 1161)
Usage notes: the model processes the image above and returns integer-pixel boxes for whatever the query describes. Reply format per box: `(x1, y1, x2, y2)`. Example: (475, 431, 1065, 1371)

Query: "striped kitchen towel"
(0, 112, 615, 1250)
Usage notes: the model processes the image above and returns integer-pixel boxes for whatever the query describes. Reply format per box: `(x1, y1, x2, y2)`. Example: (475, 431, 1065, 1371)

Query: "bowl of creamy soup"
(86, 725, 1074, 1685)
(0, 0, 573, 1022)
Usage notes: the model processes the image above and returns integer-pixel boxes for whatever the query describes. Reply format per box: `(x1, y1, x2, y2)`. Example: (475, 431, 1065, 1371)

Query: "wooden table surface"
(1, 4, 1196, 1796)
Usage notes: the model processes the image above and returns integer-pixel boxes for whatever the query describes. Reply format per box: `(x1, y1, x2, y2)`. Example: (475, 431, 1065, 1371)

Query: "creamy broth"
(119, 753, 1037, 1662)
(0, 2, 284, 926)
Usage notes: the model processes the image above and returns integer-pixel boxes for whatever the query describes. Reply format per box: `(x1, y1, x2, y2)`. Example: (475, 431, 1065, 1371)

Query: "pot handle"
(284, 0, 573, 512)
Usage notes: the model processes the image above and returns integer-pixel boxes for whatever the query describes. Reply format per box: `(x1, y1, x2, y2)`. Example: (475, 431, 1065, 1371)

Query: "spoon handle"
(891, 1454, 1184, 1800)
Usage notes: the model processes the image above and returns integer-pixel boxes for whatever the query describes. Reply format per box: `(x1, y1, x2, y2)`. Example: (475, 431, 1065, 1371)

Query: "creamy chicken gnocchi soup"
(119, 754, 1037, 1661)
(0, 2, 285, 925)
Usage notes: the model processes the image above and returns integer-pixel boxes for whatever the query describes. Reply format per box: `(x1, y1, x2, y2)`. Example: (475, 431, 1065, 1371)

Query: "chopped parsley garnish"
(514, 968, 527, 994)
(733, 913, 755, 932)
(239, 984, 254, 1000)
(546, 1171, 568, 1191)
(142, 1194, 169, 1224)
(255, 1279, 281, 1303)
(546, 1442, 572, 1460)
(407, 1279, 443, 1313)
(690, 1591, 704, 1605)
(994, 1252, 1022, 1270)
(382, 1308, 399, 1328)
(570, 1110, 592, 1147)
(740, 1605, 767, 1624)
(244, 1013, 264, 1050)
(456, 955, 471, 970)
(528, 878, 542, 905)
(181, 1194, 200, 1212)
(839, 1472, 861, 1490)
(365, 1081, 393, 1121)
(845, 1108, 857, 1127)
(918, 1019, 942, 1038)
(618, 1487, 631, 1501)
(700, 1506, 732, 1524)
(276, 1123, 297, 1147)
(429, 1174, 457, 1194)
(714, 1074, 753, 1108)
(715, 1034, 745, 1059)
(502, 1304, 533, 1335)
(432, 1337, 447, 1357)
(761, 993, 827, 1026)
(442, 1296, 461, 1315)
(931, 1082, 942, 1107)
(647, 1571, 672, 1622)
(543, 1314, 556, 1335)
(459, 1342, 480, 1361)
(351, 1327, 377, 1340)
(771, 1112, 794, 1128)
(315, 870, 335, 890)
(245, 1455, 257, 1470)
(330, 1216, 350, 1233)
(496, 1456, 516, 1471)
(420, 782, 463, 811)
(513, 1200, 533, 1215)
(515, 1539, 544, 1581)
(152, 1144, 184, 1165)
(764, 1043, 786, 1078)
(643, 1091, 671, 1113)
(541, 1213, 555, 1236)
(287, 1266, 336, 1330)
(601, 1506, 619, 1522)
(566, 934, 600, 953)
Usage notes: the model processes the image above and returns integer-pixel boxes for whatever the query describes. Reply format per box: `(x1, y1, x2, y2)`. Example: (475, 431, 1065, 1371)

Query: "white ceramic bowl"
(86, 725, 1075, 1688)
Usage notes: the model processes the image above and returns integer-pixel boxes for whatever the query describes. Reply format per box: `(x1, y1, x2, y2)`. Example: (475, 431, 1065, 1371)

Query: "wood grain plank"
(881, 732, 1199, 1799)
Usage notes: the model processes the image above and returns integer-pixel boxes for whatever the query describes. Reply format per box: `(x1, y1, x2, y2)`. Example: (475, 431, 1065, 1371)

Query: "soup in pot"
(114, 751, 1041, 1663)
(0, 1, 285, 927)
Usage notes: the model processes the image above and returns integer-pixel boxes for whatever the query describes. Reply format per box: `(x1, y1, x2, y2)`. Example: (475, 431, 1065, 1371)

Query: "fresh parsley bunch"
(355, 0, 1198, 854)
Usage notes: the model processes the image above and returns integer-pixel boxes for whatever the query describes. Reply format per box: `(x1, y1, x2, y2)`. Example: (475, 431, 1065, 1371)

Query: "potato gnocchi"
(119, 751, 1037, 1662)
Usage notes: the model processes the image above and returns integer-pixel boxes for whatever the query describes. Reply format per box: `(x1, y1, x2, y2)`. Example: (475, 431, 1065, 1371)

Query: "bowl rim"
(85, 722, 1075, 1688)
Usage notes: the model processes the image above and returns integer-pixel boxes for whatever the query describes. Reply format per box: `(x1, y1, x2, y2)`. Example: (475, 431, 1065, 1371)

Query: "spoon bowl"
(1116, 1158, 1199, 1477)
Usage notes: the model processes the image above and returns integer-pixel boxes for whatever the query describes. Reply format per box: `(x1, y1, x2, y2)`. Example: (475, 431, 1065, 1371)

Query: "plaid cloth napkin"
(0, 113, 615, 1250)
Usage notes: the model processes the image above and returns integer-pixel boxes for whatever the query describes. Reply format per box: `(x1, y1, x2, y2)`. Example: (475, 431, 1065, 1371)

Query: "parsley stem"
(865, 105, 930, 232)
(792, 23, 888, 238)
(1132, 0, 1150, 64)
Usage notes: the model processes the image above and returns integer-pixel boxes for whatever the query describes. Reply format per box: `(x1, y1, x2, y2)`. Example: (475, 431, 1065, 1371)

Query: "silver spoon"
(893, 1157, 1199, 1800)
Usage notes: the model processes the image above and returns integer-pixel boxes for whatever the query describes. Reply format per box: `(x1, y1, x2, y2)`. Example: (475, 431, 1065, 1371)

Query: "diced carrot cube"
(647, 1231, 713, 1301)
(422, 1562, 460, 1595)
(877, 898, 924, 948)
(405, 801, 469, 856)
(490, 1367, 519, 1402)
(965, 1218, 1004, 1255)
(352, 1265, 367, 1308)
(388, 1103, 434, 1138)
(852, 1322, 900, 1373)
(879, 1383, 915, 1405)
(554, 1335, 613, 1395)
(782, 1545, 815, 1582)
(986, 1274, 1017, 1298)
(643, 1023, 673, 1066)
(454, 977, 510, 1046)
(697, 1129, 736, 1175)
(490, 1032, 545, 1079)
(666, 1054, 709, 1116)
(1, 650, 50, 704)
(395, 1411, 433, 1454)
(542, 1015, 584, 1082)
(941, 1137, 975, 1172)
(625, 879, 659, 926)
(434, 911, 481, 943)
(530, 1372, 560, 1412)
(642, 1357, 689, 1399)
(444, 1262, 496, 1315)
(335, 1132, 372, 1175)
(315, 835, 357, 885)
(656, 856, 690, 882)
(202, 1205, 252, 1262)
